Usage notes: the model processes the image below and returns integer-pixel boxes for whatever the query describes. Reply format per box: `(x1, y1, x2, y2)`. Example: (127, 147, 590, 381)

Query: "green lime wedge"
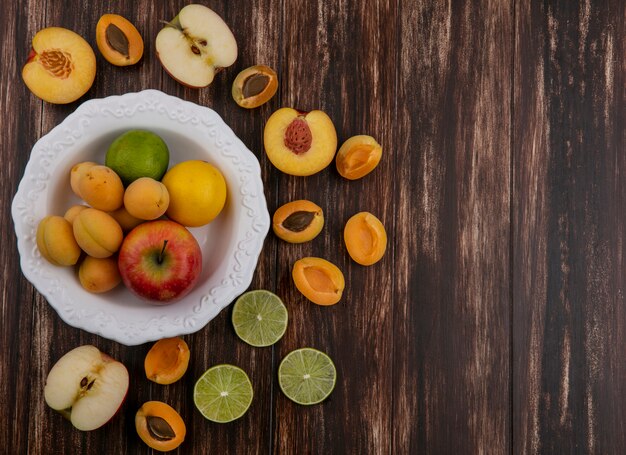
(278, 348, 336, 405)
(193, 364, 253, 423)
(232, 290, 288, 347)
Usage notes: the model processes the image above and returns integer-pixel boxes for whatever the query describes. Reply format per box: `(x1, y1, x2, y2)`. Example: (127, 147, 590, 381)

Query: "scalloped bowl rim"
(11, 89, 270, 346)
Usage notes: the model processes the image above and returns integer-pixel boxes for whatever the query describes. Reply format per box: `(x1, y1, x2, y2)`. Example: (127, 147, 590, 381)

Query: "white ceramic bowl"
(11, 90, 270, 345)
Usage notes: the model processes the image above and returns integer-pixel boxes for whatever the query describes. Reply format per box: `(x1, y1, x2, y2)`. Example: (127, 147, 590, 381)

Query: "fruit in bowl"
(12, 90, 270, 345)
(118, 220, 202, 303)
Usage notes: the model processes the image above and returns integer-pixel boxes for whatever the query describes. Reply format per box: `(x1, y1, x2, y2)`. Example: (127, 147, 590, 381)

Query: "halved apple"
(156, 4, 237, 88)
(44, 345, 129, 431)
(22, 27, 96, 104)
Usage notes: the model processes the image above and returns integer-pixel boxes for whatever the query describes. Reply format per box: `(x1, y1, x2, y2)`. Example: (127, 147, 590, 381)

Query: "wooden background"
(1, 0, 624, 453)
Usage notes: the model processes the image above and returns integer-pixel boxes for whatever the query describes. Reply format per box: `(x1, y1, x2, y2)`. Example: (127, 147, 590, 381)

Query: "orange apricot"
(344, 212, 387, 265)
(144, 337, 190, 385)
(336, 135, 382, 180)
(292, 257, 345, 306)
(273, 200, 324, 243)
(96, 14, 143, 66)
(232, 65, 278, 108)
(136, 401, 185, 452)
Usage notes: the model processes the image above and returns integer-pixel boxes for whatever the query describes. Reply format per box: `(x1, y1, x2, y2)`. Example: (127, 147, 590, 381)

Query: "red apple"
(118, 220, 202, 303)
(44, 345, 129, 431)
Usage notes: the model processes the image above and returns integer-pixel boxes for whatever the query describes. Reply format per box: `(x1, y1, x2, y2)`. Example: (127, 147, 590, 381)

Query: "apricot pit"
(136, 401, 186, 452)
(344, 212, 387, 265)
(264, 107, 337, 176)
(336, 135, 382, 180)
(273, 200, 324, 243)
(232, 65, 278, 108)
(292, 257, 345, 306)
(96, 14, 144, 66)
(144, 337, 190, 385)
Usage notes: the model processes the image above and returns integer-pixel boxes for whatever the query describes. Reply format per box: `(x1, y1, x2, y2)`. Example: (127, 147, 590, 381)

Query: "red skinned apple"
(44, 345, 129, 431)
(118, 220, 202, 303)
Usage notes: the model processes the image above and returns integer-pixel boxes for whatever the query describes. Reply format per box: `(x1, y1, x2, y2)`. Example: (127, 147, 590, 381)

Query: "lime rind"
(194, 364, 254, 423)
(278, 348, 336, 405)
(232, 290, 288, 347)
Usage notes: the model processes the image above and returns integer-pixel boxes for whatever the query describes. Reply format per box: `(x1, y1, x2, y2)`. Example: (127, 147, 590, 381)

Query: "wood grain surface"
(0, 0, 623, 454)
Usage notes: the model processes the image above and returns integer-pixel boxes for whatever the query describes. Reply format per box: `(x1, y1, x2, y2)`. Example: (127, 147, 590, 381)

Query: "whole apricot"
(336, 135, 382, 180)
(73, 208, 123, 258)
(70, 161, 97, 198)
(144, 337, 190, 385)
(36, 216, 81, 266)
(78, 256, 121, 293)
(123, 177, 170, 220)
(273, 200, 324, 243)
(292, 257, 345, 306)
(264, 107, 337, 176)
(77, 165, 124, 211)
(136, 401, 185, 452)
(108, 206, 143, 232)
(63, 204, 88, 224)
(344, 212, 387, 265)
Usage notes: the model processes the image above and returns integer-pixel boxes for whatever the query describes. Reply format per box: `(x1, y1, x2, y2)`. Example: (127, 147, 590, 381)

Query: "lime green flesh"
(194, 365, 253, 423)
(105, 130, 170, 186)
(232, 290, 288, 347)
(278, 348, 336, 405)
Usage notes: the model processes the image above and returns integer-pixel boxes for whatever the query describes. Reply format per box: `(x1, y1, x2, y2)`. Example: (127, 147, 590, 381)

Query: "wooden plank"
(513, 1, 626, 453)
(271, 0, 397, 453)
(158, 0, 283, 453)
(0, 0, 46, 454)
(393, 0, 512, 452)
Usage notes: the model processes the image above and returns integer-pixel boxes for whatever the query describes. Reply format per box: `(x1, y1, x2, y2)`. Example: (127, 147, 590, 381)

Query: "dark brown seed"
(242, 73, 270, 98)
(191, 45, 200, 55)
(87, 379, 95, 391)
(80, 377, 88, 388)
(282, 211, 316, 232)
(105, 23, 130, 58)
(146, 416, 176, 441)
(199, 39, 207, 46)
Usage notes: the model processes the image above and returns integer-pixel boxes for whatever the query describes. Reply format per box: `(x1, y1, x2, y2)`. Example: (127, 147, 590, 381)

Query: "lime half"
(194, 364, 253, 423)
(278, 348, 336, 405)
(232, 290, 288, 347)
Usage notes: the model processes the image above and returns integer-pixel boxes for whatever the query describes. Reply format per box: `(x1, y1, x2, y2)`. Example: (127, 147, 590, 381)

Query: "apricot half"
(232, 65, 278, 109)
(273, 200, 324, 243)
(22, 27, 96, 104)
(344, 212, 387, 265)
(136, 401, 186, 452)
(336, 135, 383, 180)
(96, 14, 143, 66)
(292, 257, 345, 306)
(264, 108, 337, 176)
(144, 338, 190, 385)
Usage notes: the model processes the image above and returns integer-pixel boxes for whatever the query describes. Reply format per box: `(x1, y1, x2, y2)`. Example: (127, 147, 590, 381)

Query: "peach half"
(264, 108, 337, 176)
(22, 27, 96, 104)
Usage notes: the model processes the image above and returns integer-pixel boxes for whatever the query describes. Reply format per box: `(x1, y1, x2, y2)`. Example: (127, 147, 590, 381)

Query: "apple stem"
(158, 240, 168, 264)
